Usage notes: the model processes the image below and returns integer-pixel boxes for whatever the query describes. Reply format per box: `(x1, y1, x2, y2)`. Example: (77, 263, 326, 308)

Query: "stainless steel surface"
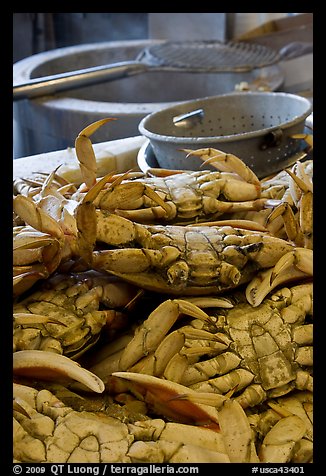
(13, 40, 281, 101)
(138, 92, 312, 178)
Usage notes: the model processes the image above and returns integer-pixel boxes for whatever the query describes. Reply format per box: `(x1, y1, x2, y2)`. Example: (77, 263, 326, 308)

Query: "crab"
(13, 270, 141, 358)
(12, 181, 84, 298)
(87, 282, 312, 411)
(13, 174, 311, 305)
(71, 119, 275, 225)
(12, 116, 313, 464)
(12, 381, 259, 463)
(77, 193, 311, 304)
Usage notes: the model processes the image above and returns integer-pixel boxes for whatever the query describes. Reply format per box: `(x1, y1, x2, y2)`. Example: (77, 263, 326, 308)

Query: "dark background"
(13, 13, 149, 62)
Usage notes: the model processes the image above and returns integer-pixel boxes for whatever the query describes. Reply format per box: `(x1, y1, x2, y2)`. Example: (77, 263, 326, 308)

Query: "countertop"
(13, 135, 146, 183)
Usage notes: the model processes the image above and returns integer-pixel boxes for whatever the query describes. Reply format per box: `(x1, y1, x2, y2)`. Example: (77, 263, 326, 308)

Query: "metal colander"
(138, 92, 312, 178)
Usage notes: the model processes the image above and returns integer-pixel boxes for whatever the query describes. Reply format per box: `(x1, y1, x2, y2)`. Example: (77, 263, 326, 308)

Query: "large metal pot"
(13, 40, 284, 158)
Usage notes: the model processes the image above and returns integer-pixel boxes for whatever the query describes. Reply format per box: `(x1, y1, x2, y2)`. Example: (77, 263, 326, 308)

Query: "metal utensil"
(13, 40, 281, 101)
(173, 109, 204, 128)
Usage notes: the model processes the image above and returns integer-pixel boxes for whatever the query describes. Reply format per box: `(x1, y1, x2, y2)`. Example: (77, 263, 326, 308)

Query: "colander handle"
(260, 129, 283, 150)
(173, 109, 204, 128)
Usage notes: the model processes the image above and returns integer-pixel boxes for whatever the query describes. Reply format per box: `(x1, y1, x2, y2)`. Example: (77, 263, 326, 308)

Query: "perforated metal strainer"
(138, 92, 312, 178)
(139, 40, 280, 71)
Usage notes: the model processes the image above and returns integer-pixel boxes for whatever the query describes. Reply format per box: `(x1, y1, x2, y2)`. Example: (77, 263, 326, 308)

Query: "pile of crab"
(13, 119, 313, 464)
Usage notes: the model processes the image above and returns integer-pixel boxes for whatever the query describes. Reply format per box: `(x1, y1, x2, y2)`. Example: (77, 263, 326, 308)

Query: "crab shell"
(81, 210, 295, 296)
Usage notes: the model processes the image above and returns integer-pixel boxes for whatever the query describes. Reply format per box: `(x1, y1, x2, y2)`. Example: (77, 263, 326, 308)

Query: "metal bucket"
(138, 92, 312, 178)
(13, 40, 284, 158)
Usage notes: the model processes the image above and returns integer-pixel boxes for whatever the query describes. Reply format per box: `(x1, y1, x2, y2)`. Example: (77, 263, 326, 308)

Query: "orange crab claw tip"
(13, 399, 31, 418)
(13, 350, 105, 393)
(112, 372, 220, 430)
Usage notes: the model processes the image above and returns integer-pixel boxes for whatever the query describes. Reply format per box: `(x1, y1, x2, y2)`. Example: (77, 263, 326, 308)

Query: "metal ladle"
(173, 109, 204, 129)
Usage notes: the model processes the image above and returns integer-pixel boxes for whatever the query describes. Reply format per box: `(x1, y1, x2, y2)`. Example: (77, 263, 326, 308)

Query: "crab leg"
(286, 167, 313, 249)
(111, 371, 221, 429)
(95, 179, 172, 215)
(190, 368, 255, 395)
(119, 299, 214, 371)
(267, 164, 313, 249)
(190, 219, 268, 232)
(75, 118, 116, 188)
(13, 271, 48, 298)
(218, 399, 259, 462)
(246, 248, 312, 307)
(183, 147, 261, 188)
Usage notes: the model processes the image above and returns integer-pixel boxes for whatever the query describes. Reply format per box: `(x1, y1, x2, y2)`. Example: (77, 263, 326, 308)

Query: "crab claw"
(270, 248, 312, 280)
(218, 399, 259, 463)
(246, 248, 313, 307)
(111, 371, 220, 430)
(291, 133, 313, 152)
(13, 350, 105, 393)
(13, 271, 47, 299)
(13, 398, 31, 418)
(259, 415, 307, 463)
(13, 195, 64, 240)
(182, 147, 261, 188)
(75, 118, 117, 189)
